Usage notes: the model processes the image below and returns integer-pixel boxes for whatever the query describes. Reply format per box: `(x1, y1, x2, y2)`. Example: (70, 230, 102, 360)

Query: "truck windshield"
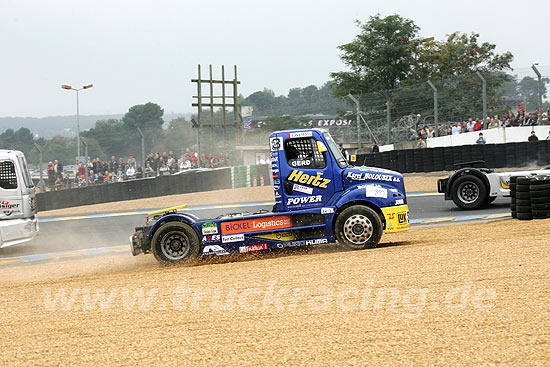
(323, 132, 349, 168)
(17, 156, 34, 189)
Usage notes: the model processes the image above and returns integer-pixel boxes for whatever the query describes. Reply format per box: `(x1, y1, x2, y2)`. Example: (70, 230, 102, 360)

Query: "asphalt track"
(0, 192, 512, 260)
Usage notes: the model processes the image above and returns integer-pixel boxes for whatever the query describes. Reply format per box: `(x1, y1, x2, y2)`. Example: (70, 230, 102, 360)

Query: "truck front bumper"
(381, 205, 410, 233)
(0, 216, 39, 249)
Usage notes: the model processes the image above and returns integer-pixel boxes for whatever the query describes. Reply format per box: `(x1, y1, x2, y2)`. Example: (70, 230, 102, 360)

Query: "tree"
(242, 91, 285, 115)
(82, 119, 128, 159)
(412, 32, 513, 81)
(14, 128, 34, 156)
(330, 14, 420, 97)
(240, 82, 346, 116)
(0, 128, 34, 156)
(517, 76, 549, 111)
(411, 32, 513, 120)
(121, 103, 165, 155)
(259, 116, 309, 132)
(122, 102, 164, 131)
(331, 16, 515, 125)
(40, 136, 74, 165)
(0, 129, 16, 148)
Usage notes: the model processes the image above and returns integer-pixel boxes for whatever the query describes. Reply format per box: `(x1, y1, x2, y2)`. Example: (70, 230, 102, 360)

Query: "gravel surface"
(1, 219, 548, 366)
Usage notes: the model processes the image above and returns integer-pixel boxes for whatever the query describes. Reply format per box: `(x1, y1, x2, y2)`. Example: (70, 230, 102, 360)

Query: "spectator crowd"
(45, 149, 231, 190)
(409, 106, 549, 142)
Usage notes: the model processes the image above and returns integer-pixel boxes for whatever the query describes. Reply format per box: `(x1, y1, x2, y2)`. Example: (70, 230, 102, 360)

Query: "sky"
(1, 0, 549, 118)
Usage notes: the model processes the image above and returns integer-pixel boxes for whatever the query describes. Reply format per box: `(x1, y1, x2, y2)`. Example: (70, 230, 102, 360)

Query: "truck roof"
(270, 128, 326, 137)
(0, 150, 24, 159)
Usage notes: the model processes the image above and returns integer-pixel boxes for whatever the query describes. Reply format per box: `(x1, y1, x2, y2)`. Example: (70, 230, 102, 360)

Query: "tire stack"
(510, 176, 550, 220)
(510, 176, 518, 219)
(529, 176, 550, 219)
(514, 177, 532, 220)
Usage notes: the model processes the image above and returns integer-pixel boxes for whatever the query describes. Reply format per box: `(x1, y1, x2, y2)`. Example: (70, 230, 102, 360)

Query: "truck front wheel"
(151, 221, 200, 265)
(335, 205, 383, 250)
(450, 175, 487, 210)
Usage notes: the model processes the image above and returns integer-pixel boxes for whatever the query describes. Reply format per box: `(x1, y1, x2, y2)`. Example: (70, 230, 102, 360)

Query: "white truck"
(0, 150, 39, 248)
(438, 160, 550, 209)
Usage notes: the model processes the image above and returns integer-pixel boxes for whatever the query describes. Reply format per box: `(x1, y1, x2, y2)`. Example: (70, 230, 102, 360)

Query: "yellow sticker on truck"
(381, 204, 410, 233)
(253, 231, 296, 241)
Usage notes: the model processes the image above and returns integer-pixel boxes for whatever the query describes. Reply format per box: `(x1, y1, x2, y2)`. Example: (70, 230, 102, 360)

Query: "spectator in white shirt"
(426, 127, 435, 138)
(144, 163, 155, 177)
(126, 163, 136, 179)
(159, 162, 170, 175)
(451, 123, 461, 135)
(466, 118, 474, 132)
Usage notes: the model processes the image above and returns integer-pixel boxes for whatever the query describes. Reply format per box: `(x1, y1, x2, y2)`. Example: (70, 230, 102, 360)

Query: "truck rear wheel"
(335, 205, 383, 250)
(151, 221, 200, 265)
(451, 175, 487, 209)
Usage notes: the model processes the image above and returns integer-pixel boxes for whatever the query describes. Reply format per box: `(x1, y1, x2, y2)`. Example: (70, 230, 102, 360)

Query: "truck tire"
(516, 199, 531, 206)
(517, 213, 533, 220)
(516, 184, 529, 192)
(532, 210, 549, 219)
(516, 205, 532, 213)
(335, 205, 383, 250)
(530, 190, 550, 198)
(451, 175, 487, 210)
(531, 203, 550, 210)
(531, 197, 549, 204)
(529, 183, 550, 191)
(151, 221, 200, 265)
(516, 191, 531, 200)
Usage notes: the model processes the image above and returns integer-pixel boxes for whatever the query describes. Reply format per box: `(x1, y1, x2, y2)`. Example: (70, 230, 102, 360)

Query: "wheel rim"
(160, 230, 191, 261)
(457, 181, 479, 204)
(343, 214, 373, 244)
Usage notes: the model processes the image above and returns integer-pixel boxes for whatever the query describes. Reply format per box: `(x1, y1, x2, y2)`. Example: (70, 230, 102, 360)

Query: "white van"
(0, 150, 38, 248)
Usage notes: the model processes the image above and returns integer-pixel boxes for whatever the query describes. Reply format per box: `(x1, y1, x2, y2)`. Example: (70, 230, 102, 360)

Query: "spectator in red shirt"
(77, 162, 86, 178)
(473, 119, 482, 131)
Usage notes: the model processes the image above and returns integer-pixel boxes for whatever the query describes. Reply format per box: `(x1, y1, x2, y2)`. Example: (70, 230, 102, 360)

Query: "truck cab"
(131, 129, 409, 264)
(0, 150, 39, 248)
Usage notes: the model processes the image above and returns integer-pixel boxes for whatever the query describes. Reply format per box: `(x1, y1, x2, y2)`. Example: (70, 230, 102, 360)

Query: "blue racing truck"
(131, 129, 410, 264)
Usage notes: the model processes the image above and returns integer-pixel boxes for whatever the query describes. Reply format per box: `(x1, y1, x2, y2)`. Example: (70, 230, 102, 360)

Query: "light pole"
(62, 83, 93, 159)
(531, 63, 542, 125)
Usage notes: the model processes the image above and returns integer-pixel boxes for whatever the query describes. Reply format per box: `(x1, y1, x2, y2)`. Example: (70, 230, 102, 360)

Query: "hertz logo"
(288, 170, 330, 189)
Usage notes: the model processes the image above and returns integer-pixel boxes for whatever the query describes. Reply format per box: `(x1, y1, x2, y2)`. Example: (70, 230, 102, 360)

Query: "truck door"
(282, 134, 335, 211)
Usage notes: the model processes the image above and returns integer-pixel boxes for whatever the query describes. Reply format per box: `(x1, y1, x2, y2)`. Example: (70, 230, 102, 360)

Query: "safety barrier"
(357, 141, 550, 173)
(36, 168, 232, 212)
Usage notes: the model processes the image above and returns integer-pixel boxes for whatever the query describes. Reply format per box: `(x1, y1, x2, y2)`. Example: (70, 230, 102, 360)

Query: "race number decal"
(270, 137, 283, 151)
